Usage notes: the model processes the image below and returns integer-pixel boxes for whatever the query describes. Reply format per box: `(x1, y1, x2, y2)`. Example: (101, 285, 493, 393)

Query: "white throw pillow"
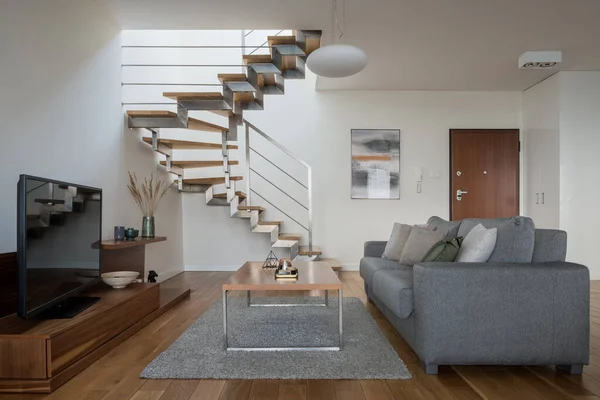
(455, 223, 497, 262)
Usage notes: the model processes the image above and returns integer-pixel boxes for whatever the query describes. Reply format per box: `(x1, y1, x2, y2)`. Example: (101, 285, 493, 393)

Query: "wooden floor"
(2, 272, 600, 400)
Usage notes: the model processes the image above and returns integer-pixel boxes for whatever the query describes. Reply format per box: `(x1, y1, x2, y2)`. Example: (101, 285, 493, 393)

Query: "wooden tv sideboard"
(0, 283, 160, 393)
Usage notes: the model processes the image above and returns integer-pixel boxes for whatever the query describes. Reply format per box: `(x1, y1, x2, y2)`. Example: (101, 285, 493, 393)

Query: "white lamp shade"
(306, 44, 368, 78)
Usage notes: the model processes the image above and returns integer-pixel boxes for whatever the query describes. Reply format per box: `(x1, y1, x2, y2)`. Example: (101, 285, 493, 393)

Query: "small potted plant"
(127, 172, 174, 238)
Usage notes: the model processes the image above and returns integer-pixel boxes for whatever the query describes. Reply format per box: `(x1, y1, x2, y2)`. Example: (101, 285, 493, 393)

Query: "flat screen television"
(17, 175, 102, 319)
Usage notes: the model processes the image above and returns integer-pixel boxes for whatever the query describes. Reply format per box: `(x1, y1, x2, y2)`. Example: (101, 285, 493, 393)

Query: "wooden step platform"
(163, 92, 223, 101)
(217, 73, 248, 83)
(237, 205, 266, 212)
(299, 246, 322, 256)
(142, 137, 237, 150)
(258, 220, 283, 226)
(214, 191, 247, 200)
(243, 54, 273, 65)
(159, 160, 239, 169)
(278, 233, 302, 241)
(182, 176, 243, 185)
(126, 111, 227, 133)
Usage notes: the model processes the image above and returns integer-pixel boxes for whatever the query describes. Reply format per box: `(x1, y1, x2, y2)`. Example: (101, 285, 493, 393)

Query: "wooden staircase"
(126, 30, 341, 266)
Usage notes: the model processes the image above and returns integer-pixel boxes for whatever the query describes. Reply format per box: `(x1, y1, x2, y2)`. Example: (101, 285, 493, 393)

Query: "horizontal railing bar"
(122, 102, 177, 105)
(250, 190, 309, 231)
(244, 120, 310, 169)
(122, 45, 271, 49)
(250, 167, 308, 210)
(122, 83, 224, 86)
(122, 64, 248, 68)
(250, 147, 308, 190)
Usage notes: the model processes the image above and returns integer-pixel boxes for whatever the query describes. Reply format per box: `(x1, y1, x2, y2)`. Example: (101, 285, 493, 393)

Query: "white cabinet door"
(539, 129, 560, 229)
(524, 129, 543, 222)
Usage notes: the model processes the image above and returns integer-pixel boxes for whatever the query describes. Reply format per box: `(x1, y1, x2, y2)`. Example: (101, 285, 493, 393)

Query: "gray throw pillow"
(427, 216, 462, 238)
(382, 223, 412, 261)
(399, 226, 448, 266)
(455, 223, 498, 262)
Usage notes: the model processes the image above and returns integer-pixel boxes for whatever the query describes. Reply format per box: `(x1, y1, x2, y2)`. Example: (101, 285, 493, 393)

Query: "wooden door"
(450, 129, 520, 220)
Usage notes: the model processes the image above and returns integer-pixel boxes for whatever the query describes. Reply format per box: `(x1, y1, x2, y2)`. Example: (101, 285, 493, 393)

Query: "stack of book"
(275, 266, 298, 280)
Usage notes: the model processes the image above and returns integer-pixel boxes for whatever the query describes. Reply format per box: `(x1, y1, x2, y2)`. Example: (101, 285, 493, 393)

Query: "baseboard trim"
(340, 263, 359, 271)
(185, 264, 242, 272)
(157, 268, 184, 282)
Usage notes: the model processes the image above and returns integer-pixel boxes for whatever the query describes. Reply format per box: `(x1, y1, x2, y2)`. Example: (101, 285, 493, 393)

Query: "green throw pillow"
(421, 237, 464, 262)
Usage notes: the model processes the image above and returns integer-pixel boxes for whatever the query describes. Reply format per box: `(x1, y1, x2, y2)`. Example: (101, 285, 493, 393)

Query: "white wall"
(183, 69, 522, 270)
(0, 1, 184, 280)
(559, 72, 600, 277)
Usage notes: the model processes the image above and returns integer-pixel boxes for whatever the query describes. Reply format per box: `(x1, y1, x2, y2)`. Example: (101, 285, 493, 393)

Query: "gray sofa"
(360, 216, 589, 375)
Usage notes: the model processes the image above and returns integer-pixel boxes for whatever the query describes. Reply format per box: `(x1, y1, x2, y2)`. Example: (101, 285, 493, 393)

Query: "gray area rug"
(141, 296, 411, 380)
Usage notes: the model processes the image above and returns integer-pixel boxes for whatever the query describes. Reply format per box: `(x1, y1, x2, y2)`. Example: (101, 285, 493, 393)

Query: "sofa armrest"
(411, 261, 589, 365)
(364, 241, 387, 258)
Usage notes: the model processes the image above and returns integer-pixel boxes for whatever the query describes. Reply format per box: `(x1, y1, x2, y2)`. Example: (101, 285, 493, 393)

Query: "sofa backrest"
(532, 229, 567, 262)
(428, 216, 567, 263)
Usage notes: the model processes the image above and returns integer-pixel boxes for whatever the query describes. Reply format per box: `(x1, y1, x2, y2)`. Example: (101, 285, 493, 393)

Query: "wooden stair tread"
(163, 92, 223, 101)
(128, 111, 227, 133)
(217, 73, 248, 83)
(237, 205, 265, 212)
(214, 191, 246, 199)
(299, 246, 322, 256)
(268, 36, 296, 47)
(278, 233, 302, 241)
(126, 110, 176, 118)
(320, 258, 342, 271)
(159, 160, 238, 168)
(181, 176, 243, 185)
(142, 137, 237, 150)
(258, 220, 283, 226)
(243, 54, 272, 65)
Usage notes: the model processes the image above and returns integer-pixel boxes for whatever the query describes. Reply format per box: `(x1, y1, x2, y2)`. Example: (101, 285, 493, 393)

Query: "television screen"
(17, 175, 102, 319)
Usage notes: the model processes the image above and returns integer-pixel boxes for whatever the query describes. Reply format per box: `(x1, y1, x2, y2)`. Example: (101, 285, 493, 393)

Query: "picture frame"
(351, 129, 401, 199)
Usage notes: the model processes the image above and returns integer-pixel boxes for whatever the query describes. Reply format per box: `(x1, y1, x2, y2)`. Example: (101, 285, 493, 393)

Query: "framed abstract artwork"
(351, 129, 400, 199)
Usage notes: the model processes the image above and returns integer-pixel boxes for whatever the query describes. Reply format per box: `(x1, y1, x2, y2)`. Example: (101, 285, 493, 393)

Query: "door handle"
(536, 193, 539, 204)
(542, 192, 545, 204)
(456, 189, 468, 201)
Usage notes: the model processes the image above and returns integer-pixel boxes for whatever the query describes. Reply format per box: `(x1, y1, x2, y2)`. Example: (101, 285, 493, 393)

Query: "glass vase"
(142, 216, 155, 238)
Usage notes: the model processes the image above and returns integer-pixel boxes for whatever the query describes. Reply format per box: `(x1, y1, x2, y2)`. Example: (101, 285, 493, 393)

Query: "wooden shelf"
(101, 236, 166, 250)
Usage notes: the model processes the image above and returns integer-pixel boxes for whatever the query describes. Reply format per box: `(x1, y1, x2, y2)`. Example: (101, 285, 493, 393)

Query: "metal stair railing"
(243, 119, 313, 251)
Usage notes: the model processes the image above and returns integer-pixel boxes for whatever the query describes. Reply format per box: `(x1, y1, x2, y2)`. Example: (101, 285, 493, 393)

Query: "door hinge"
(518, 141, 521, 152)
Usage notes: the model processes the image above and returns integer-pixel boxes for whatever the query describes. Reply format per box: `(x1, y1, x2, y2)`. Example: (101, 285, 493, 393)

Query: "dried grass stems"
(127, 172, 174, 217)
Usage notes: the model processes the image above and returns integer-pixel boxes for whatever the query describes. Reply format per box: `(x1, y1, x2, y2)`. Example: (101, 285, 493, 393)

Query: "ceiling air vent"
(519, 51, 562, 69)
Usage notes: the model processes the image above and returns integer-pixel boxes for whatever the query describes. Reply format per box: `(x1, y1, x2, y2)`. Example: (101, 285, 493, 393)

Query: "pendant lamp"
(306, 0, 368, 78)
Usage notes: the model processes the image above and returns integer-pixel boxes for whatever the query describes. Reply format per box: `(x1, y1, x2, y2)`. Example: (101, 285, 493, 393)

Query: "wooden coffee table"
(222, 261, 343, 351)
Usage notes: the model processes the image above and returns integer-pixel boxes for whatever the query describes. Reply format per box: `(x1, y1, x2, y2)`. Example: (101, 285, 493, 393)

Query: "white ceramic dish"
(101, 271, 140, 289)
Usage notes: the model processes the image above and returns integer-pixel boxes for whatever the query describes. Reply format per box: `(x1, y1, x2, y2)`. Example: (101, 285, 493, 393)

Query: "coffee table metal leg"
(247, 290, 251, 307)
(223, 290, 228, 350)
(325, 290, 329, 306)
(339, 289, 343, 349)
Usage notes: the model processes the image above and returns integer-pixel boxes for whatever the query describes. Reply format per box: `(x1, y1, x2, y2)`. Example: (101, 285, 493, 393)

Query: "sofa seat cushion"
(359, 257, 411, 289)
(457, 216, 535, 263)
(372, 270, 414, 319)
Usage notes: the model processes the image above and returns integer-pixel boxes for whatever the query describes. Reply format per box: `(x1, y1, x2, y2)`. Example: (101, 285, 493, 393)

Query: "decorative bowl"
(101, 271, 140, 289)
(124, 228, 139, 240)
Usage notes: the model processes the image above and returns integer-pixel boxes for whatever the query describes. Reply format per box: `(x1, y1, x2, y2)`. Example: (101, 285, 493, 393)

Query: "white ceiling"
(105, 0, 600, 91)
